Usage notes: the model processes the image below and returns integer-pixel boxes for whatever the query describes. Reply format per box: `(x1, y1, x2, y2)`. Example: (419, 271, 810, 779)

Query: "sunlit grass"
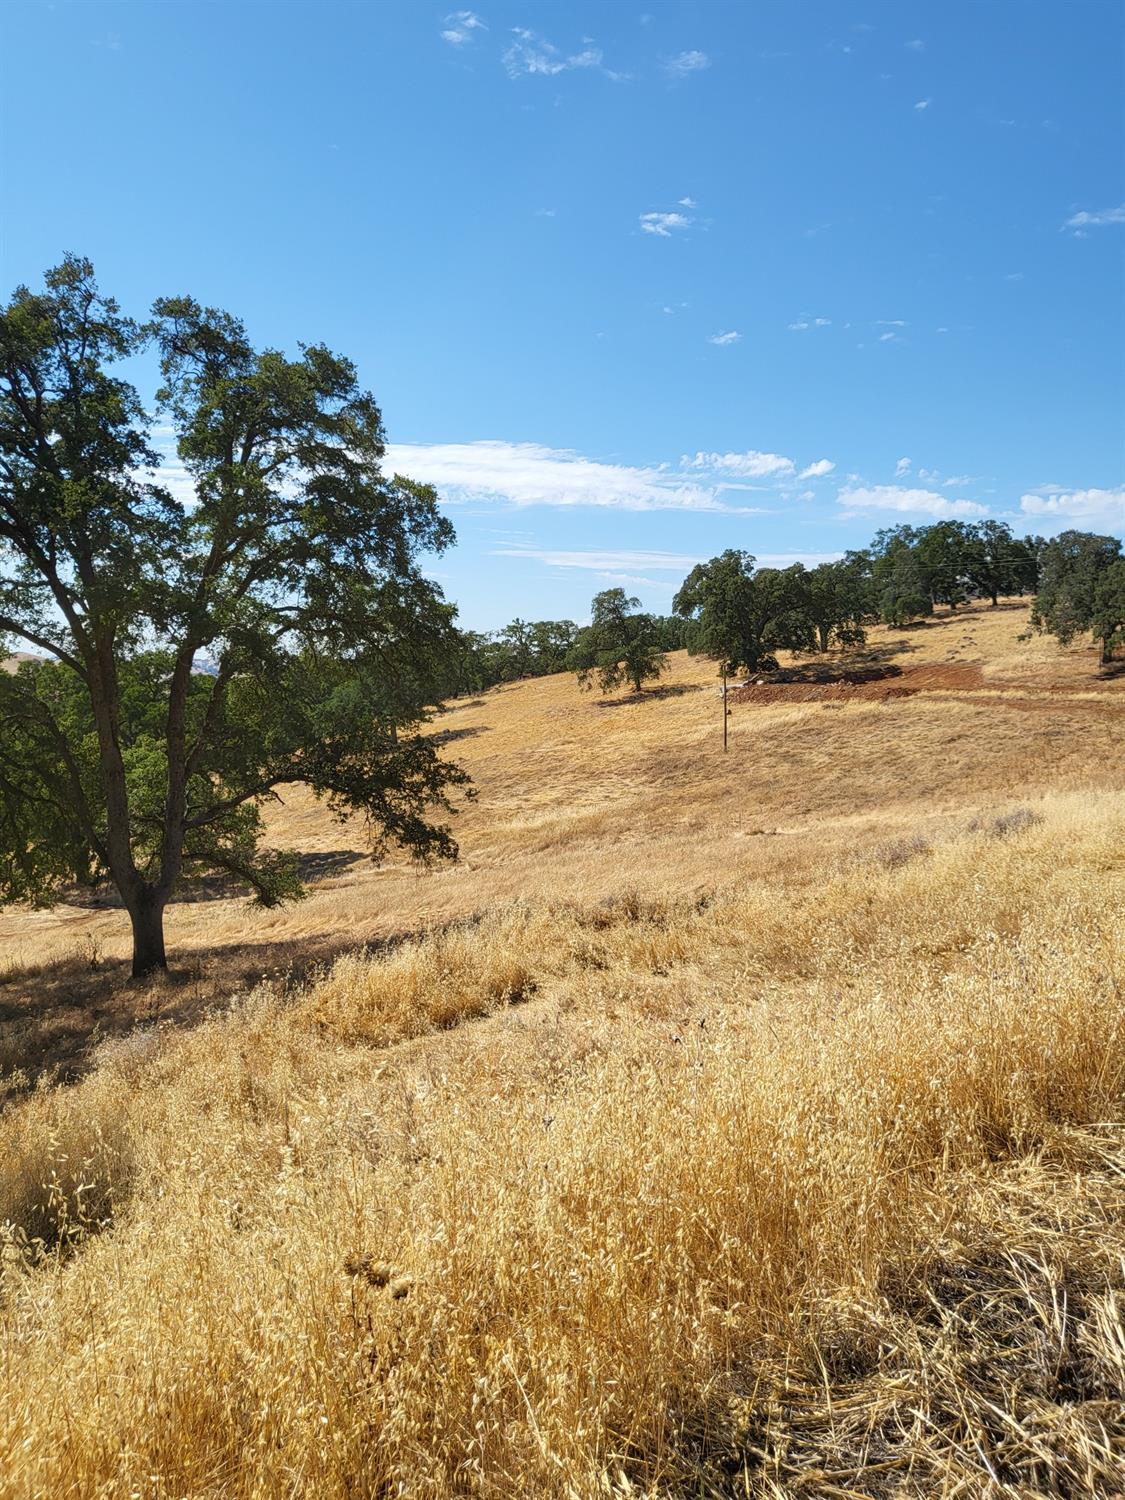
(0, 601, 1122, 1495)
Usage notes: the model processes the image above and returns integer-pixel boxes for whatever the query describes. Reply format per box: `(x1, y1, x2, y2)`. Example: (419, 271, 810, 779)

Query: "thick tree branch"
(183, 774, 298, 830)
(0, 616, 85, 675)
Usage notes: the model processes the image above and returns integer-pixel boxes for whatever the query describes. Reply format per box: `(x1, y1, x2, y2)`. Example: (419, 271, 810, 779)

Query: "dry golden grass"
(0, 600, 1122, 1497)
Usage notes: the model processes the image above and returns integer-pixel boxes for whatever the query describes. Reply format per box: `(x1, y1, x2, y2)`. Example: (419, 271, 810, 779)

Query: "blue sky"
(2, 0, 1122, 630)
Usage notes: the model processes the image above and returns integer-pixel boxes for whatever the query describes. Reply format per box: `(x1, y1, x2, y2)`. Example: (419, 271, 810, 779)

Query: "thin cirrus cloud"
(441, 10, 486, 46)
(492, 546, 844, 583)
(492, 546, 703, 573)
(788, 317, 831, 330)
(382, 440, 774, 513)
(664, 50, 710, 78)
(914, 98, 932, 111)
(707, 330, 741, 346)
(838, 483, 987, 519)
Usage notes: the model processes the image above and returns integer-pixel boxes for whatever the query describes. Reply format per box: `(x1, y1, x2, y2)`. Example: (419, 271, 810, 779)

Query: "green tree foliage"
(567, 588, 667, 694)
(649, 614, 690, 651)
(796, 559, 869, 653)
(0, 257, 468, 974)
(913, 521, 973, 610)
(1031, 530, 1124, 663)
(867, 530, 934, 626)
(1092, 560, 1125, 663)
(962, 520, 1039, 606)
(673, 550, 809, 674)
(446, 618, 579, 693)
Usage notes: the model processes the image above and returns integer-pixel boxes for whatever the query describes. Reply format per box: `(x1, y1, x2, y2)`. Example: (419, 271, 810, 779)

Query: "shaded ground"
(729, 662, 985, 705)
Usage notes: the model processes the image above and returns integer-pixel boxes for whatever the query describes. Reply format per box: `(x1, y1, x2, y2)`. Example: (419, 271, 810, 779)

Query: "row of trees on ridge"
(462, 522, 1123, 697)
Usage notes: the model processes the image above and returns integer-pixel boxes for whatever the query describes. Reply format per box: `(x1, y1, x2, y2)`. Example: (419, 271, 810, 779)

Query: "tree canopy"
(673, 551, 810, 675)
(0, 256, 468, 974)
(567, 588, 667, 694)
(1032, 530, 1125, 663)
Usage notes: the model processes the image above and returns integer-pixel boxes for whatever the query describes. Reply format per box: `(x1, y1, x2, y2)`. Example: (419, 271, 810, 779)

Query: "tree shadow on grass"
(0, 919, 398, 1095)
(56, 848, 374, 911)
(767, 661, 904, 687)
(0, 896, 507, 1097)
(594, 683, 704, 708)
(428, 724, 487, 746)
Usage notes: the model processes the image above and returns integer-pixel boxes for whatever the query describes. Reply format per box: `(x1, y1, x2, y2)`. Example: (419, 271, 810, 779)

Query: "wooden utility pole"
(722, 668, 728, 751)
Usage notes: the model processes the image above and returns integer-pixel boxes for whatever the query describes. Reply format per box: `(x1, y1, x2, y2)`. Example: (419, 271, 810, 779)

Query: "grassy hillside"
(0, 600, 1123, 1496)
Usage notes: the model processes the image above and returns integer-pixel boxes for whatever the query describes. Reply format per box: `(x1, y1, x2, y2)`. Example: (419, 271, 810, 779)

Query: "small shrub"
(970, 808, 1044, 840)
(874, 834, 931, 870)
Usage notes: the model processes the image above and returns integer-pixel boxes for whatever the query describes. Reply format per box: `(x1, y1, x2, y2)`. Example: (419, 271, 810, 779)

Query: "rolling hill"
(0, 599, 1122, 1497)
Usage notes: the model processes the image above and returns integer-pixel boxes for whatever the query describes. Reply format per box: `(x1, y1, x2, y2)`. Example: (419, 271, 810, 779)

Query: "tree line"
(442, 612, 687, 695)
(450, 521, 1124, 697)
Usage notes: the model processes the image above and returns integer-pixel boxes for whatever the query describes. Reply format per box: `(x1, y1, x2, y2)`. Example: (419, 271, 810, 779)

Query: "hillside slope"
(2, 600, 1120, 1016)
(0, 601, 1122, 1497)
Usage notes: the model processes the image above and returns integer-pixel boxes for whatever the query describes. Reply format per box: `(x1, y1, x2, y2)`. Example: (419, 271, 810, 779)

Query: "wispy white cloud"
(383, 440, 768, 513)
(665, 49, 710, 77)
(942, 474, 974, 487)
(1064, 205, 1125, 232)
(914, 98, 931, 111)
(877, 319, 907, 327)
(678, 196, 697, 208)
(879, 331, 900, 342)
(502, 28, 616, 78)
(441, 10, 486, 45)
(838, 483, 987, 519)
(640, 209, 692, 237)
(917, 467, 939, 482)
(905, 38, 925, 51)
(895, 457, 912, 477)
(799, 459, 836, 480)
(1019, 486, 1125, 528)
(707, 330, 741, 346)
(492, 546, 702, 572)
(682, 450, 795, 479)
(788, 316, 831, 330)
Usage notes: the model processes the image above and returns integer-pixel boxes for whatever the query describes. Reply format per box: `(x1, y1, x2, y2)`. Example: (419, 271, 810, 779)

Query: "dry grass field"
(0, 599, 1123, 1497)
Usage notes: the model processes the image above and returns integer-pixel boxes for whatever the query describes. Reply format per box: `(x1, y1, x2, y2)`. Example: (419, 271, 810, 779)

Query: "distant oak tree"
(0, 257, 469, 976)
(567, 588, 667, 694)
(1031, 530, 1124, 664)
(673, 550, 808, 675)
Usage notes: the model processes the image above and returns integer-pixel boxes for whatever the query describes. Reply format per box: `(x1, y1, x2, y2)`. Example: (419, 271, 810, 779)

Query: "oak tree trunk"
(128, 892, 168, 978)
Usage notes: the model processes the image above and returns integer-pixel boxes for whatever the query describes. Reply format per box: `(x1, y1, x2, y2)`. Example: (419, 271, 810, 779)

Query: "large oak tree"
(0, 257, 468, 975)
